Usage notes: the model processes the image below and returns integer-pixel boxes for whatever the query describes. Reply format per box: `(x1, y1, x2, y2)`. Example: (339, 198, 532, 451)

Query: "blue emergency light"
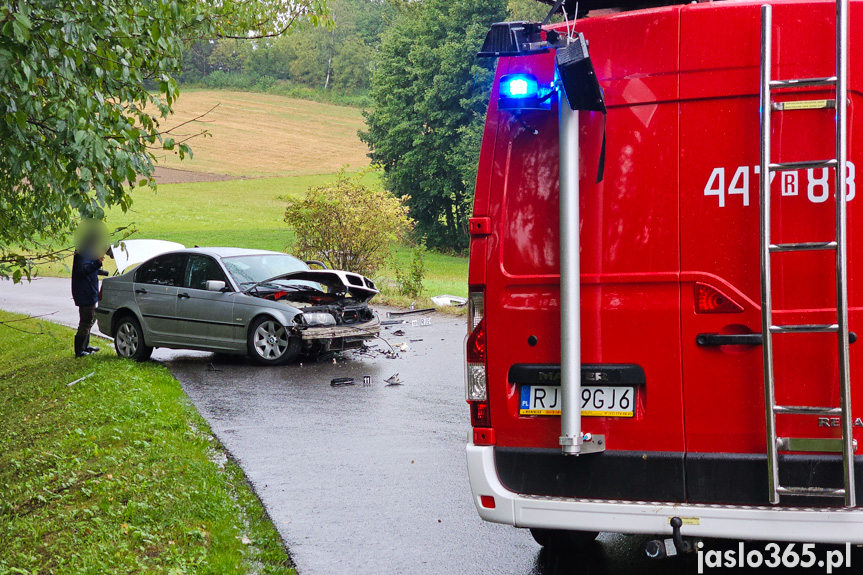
(498, 73, 550, 112)
(500, 74, 538, 98)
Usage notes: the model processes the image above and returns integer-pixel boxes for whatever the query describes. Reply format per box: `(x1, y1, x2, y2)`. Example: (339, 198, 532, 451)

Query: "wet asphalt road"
(162, 313, 544, 575)
(157, 313, 701, 575)
(4, 278, 861, 574)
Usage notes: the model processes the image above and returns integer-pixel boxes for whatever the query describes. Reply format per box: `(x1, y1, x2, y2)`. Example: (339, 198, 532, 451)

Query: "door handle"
(697, 332, 857, 346)
(135, 288, 147, 295)
(177, 292, 190, 299)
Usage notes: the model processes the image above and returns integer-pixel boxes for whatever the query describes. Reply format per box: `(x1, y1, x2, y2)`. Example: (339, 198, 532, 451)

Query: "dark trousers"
(75, 304, 96, 354)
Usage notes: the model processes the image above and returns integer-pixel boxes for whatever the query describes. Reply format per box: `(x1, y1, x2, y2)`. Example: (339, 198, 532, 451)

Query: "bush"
(253, 74, 277, 91)
(393, 241, 426, 298)
(284, 168, 414, 277)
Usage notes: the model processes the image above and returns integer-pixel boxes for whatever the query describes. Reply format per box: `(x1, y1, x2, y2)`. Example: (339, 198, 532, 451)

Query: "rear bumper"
(95, 306, 113, 337)
(467, 442, 863, 544)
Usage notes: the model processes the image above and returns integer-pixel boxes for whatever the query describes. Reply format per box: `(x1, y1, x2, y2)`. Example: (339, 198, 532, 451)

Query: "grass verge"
(0, 310, 294, 574)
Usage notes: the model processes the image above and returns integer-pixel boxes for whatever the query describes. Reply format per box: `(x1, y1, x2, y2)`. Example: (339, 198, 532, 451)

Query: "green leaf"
(11, 19, 30, 43)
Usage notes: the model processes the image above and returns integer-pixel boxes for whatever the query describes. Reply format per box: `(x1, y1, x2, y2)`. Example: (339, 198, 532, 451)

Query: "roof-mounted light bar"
(477, 21, 560, 58)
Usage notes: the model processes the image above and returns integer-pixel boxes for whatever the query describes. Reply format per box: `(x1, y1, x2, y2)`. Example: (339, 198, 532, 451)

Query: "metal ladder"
(759, 0, 856, 507)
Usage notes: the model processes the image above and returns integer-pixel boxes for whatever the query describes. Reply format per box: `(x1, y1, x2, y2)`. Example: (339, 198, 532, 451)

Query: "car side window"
(136, 254, 187, 286)
(185, 255, 229, 291)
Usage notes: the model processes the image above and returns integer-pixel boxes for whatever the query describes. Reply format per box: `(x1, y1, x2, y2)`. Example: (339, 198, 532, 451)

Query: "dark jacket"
(71, 252, 102, 306)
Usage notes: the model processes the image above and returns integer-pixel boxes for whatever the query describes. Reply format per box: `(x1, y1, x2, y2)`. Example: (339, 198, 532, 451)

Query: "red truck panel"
(679, 0, 863, 454)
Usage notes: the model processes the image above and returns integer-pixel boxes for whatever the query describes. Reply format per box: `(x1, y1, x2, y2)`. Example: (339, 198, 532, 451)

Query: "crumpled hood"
(252, 269, 379, 303)
(110, 239, 186, 274)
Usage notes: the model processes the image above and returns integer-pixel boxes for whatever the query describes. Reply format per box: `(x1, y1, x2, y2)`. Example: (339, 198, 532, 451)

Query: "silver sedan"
(96, 246, 380, 365)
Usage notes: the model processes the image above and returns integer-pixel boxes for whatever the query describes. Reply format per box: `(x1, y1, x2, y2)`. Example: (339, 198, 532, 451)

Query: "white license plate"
(519, 385, 635, 417)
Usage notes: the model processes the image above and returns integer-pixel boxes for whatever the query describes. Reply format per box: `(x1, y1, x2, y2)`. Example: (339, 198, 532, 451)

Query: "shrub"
(284, 168, 414, 277)
(253, 74, 277, 91)
(393, 241, 426, 297)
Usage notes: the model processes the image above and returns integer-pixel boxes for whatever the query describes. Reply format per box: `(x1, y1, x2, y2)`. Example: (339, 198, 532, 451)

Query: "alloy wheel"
(253, 320, 289, 360)
(116, 321, 139, 357)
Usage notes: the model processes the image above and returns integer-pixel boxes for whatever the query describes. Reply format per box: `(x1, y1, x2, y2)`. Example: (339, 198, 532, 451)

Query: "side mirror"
(206, 280, 227, 292)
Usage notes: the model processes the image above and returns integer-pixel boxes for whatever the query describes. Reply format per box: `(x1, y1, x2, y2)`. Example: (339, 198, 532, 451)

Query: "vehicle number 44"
(704, 162, 856, 207)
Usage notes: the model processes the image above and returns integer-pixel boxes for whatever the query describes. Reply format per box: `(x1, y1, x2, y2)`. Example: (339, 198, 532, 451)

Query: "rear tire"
(530, 528, 598, 549)
(114, 315, 153, 362)
(247, 316, 300, 366)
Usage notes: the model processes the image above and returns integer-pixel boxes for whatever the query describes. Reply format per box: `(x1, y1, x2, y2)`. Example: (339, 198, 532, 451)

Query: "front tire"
(114, 315, 153, 362)
(247, 316, 300, 366)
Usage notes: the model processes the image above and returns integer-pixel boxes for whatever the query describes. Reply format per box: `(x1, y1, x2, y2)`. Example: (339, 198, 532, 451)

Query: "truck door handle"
(697, 332, 857, 346)
(135, 288, 147, 295)
(177, 292, 190, 299)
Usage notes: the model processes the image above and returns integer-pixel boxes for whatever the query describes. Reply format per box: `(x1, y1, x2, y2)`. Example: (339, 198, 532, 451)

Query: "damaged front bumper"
(298, 313, 381, 349)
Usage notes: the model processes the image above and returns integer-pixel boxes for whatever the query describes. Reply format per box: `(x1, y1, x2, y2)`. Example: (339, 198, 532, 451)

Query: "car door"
(176, 254, 240, 350)
(133, 253, 187, 345)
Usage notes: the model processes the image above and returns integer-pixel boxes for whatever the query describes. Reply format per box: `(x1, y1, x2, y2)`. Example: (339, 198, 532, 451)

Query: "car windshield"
(222, 254, 310, 287)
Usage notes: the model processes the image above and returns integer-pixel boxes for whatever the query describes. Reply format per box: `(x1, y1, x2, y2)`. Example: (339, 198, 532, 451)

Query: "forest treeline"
(180, 0, 392, 105)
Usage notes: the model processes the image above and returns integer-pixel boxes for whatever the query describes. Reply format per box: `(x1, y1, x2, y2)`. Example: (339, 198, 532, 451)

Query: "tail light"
(695, 282, 743, 313)
(466, 289, 492, 437)
(466, 290, 486, 402)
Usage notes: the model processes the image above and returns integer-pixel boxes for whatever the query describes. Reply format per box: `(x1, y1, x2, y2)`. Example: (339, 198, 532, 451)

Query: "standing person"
(71, 245, 104, 358)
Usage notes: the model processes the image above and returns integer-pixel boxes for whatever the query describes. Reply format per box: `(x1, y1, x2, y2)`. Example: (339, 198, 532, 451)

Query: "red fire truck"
(466, 0, 863, 551)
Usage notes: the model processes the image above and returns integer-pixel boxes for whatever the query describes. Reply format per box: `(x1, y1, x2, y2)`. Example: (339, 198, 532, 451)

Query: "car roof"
(185, 247, 297, 259)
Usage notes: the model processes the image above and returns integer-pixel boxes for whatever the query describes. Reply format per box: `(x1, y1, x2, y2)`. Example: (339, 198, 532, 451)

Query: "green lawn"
(0, 311, 295, 574)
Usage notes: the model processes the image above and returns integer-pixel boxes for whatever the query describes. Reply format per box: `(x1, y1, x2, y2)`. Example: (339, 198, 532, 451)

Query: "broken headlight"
(302, 312, 337, 327)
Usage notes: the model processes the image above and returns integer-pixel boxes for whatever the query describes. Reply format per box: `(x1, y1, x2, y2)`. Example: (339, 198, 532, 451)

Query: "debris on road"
(387, 308, 434, 318)
(430, 295, 467, 307)
(392, 329, 406, 337)
(351, 344, 400, 360)
(331, 377, 355, 387)
(66, 371, 95, 387)
(385, 374, 403, 386)
(399, 343, 409, 352)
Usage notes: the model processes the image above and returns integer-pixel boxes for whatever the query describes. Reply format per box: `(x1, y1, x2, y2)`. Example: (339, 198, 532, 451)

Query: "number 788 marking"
(704, 162, 856, 207)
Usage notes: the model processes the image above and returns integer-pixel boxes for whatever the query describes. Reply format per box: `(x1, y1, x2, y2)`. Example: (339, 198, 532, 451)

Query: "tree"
(0, 0, 328, 280)
(208, 38, 248, 75)
(360, 0, 506, 251)
(182, 41, 217, 83)
(332, 37, 373, 90)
